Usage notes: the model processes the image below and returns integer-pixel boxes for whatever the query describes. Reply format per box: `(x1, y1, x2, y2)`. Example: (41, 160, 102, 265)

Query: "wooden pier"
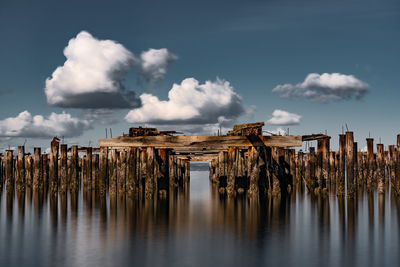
(1, 122, 400, 199)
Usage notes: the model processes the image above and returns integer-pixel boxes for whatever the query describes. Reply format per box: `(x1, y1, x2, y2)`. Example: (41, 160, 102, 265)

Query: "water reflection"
(1, 171, 400, 267)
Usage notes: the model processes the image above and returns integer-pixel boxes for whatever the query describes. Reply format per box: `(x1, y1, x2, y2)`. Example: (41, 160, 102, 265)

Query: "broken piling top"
(227, 122, 265, 136)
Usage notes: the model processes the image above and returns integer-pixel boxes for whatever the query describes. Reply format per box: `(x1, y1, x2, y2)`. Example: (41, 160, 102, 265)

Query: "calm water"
(1, 164, 400, 267)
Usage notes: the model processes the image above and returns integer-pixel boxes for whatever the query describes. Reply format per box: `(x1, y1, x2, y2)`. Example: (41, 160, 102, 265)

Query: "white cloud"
(272, 73, 370, 102)
(125, 78, 245, 124)
(267, 109, 301, 125)
(0, 111, 92, 138)
(44, 31, 141, 108)
(140, 48, 177, 83)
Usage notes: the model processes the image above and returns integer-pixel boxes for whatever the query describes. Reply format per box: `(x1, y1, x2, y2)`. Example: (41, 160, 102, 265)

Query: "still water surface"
(1, 165, 400, 267)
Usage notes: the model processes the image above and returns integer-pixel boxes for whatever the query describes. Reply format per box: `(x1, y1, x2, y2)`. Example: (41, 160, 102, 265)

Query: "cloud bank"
(272, 73, 370, 102)
(140, 48, 177, 83)
(44, 31, 141, 109)
(0, 111, 91, 138)
(125, 78, 245, 124)
(267, 109, 301, 125)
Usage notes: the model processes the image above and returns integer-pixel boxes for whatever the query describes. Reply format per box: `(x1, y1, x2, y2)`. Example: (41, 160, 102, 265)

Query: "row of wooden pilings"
(0, 144, 190, 199)
(209, 132, 400, 198)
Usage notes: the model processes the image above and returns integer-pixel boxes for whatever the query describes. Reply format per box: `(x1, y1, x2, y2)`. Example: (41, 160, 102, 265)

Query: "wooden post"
(43, 154, 49, 190)
(329, 151, 336, 187)
(109, 149, 117, 195)
(99, 147, 108, 194)
(25, 155, 32, 188)
(70, 146, 78, 191)
(0, 154, 3, 190)
(49, 141, 59, 193)
(227, 147, 236, 197)
(337, 134, 346, 196)
(16, 146, 25, 191)
(366, 138, 374, 188)
(169, 154, 176, 186)
(145, 147, 154, 199)
(308, 147, 316, 193)
(118, 150, 127, 194)
(92, 154, 99, 190)
(346, 132, 355, 197)
(86, 147, 92, 190)
(60, 144, 68, 193)
(33, 147, 41, 191)
(388, 145, 395, 184)
(304, 154, 310, 191)
(322, 138, 329, 188)
(377, 143, 385, 194)
(316, 140, 323, 190)
(6, 150, 14, 190)
(126, 147, 136, 195)
(297, 151, 303, 186)
(248, 146, 259, 197)
(395, 135, 400, 194)
(353, 142, 358, 188)
(289, 149, 296, 184)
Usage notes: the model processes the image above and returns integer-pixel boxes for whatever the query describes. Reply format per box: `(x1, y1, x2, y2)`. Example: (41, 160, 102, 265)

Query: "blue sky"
(0, 0, 399, 152)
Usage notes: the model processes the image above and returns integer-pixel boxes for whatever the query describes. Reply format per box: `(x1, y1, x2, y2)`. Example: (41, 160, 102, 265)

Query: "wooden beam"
(98, 135, 302, 149)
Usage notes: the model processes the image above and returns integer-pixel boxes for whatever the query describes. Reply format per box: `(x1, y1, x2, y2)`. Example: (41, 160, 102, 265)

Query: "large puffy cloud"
(267, 109, 301, 125)
(0, 111, 91, 138)
(140, 48, 177, 83)
(125, 78, 245, 124)
(272, 73, 370, 102)
(44, 31, 141, 108)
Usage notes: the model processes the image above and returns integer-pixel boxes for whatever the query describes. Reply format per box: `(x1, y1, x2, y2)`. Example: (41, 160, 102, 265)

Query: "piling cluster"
(0, 143, 190, 199)
(209, 132, 400, 198)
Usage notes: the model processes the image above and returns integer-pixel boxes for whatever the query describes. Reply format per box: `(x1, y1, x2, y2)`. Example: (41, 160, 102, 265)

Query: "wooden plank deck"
(98, 135, 303, 149)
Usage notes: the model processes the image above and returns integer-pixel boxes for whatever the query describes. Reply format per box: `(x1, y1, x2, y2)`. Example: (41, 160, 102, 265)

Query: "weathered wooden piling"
(248, 146, 259, 197)
(32, 147, 41, 191)
(377, 143, 385, 194)
(92, 154, 99, 190)
(118, 150, 127, 194)
(145, 147, 155, 199)
(99, 147, 108, 193)
(70, 146, 79, 191)
(49, 141, 59, 193)
(6, 150, 14, 190)
(60, 144, 68, 193)
(226, 147, 235, 197)
(86, 147, 92, 190)
(42, 154, 48, 190)
(322, 138, 330, 186)
(366, 138, 374, 188)
(16, 146, 25, 191)
(353, 142, 358, 188)
(346, 132, 355, 197)
(126, 147, 136, 195)
(109, 149, 117, 195)
(337, 134, 346, 196)
(271, 147, 281, 196)
(329, 151, 336, 187)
